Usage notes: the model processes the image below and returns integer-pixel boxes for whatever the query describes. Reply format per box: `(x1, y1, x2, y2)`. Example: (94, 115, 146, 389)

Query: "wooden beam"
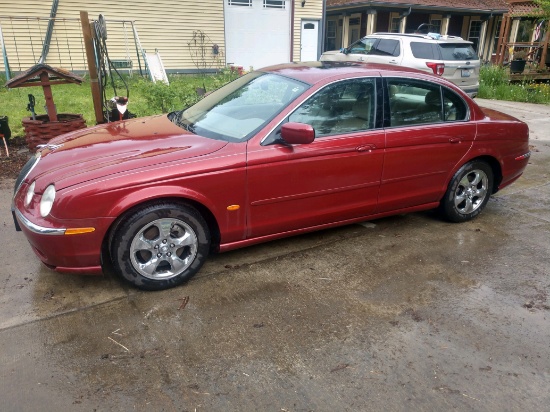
(80, 11, 104, 124)
(40, 71, 58, 122)
(539, 28, 550, 71)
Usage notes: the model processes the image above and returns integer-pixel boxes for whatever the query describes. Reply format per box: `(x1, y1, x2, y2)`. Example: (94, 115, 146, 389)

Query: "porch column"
(366, 10, 377, 35)
(509, 17, 520, 43)
(399, 16, 407, 33)
(441, 15, 450, 35)
(341, 14, 350, 48)
(478, 20, 489, 60)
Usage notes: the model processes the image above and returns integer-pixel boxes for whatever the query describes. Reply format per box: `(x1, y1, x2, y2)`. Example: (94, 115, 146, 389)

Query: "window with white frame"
(326, 20, 337, 51)
(430, 19, 442, 34)
(228, 0, 251, 6)
(390, 17, 400, 33)
(492, 18, 502, 53)
(264, 0, 285, 8)
(468, 20, 482, 52)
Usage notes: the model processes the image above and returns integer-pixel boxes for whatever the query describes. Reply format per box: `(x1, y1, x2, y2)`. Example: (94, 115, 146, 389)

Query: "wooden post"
(80, 11, 104, 124)
(539, 28, 550, 71)
(40, 71, 58, 122)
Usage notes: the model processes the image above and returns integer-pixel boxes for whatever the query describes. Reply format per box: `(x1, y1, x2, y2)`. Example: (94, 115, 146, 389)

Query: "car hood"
(30, 115, 228, 191)
(320, 50, 342, 58)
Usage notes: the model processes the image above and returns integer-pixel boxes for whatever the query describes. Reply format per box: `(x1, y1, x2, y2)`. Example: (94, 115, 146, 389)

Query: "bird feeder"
(5, 64, 87, 150)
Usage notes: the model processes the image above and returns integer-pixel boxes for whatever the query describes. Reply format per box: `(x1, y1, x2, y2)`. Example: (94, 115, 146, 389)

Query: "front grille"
(13, 153, 41, 196)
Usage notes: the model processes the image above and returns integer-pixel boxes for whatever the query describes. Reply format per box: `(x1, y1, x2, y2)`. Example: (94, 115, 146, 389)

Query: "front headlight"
(25, 181, 35, 207)
(40, 184, 56, 217)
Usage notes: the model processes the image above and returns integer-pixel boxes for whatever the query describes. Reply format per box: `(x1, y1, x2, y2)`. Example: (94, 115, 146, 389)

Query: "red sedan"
(12, 62, 530, 290)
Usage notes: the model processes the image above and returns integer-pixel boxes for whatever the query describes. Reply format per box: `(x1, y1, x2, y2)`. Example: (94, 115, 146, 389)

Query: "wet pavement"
(1, 99, 549, 411)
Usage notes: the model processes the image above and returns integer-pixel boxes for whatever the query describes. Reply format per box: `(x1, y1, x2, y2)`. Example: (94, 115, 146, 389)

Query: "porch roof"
(326, 0, 509, 14)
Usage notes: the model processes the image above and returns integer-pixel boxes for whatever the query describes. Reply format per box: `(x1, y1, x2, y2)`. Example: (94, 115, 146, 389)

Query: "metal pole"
(131, 22, 144, 76)
(0, 23, 11, 80)
(80, 11, 104, 124)
(39, 0, 59, 64)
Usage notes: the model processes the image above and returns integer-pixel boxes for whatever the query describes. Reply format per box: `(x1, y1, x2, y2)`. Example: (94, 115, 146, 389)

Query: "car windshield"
(168, 72, 309, 142)
(438, 43, 478, 61)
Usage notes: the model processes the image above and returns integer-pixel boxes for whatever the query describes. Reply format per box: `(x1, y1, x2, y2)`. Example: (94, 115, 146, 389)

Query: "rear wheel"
(111, 202, 210, 291)
(440, 160, 493, 223)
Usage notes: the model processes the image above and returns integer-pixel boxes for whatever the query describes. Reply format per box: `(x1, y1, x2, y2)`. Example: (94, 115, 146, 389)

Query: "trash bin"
(0, 116, 11, 139)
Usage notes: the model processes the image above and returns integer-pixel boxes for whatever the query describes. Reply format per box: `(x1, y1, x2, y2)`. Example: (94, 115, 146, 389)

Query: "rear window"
(410, 42, 437, 59)
(438, 43, 478, 61)
(371, 39, 400, 57)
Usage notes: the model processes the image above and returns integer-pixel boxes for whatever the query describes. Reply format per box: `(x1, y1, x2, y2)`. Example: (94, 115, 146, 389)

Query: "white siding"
(0, 0, 225, 73)
(293, 0, 323, 62)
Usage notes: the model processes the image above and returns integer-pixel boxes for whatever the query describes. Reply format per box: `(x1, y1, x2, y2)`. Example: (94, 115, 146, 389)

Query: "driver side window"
(289, 78, 376, 137)
(348, 38, 377, 55)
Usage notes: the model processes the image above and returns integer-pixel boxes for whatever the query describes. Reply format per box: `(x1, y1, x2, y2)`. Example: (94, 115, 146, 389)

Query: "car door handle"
(356, 144, 376, 152)
(449, 137, 462, 144)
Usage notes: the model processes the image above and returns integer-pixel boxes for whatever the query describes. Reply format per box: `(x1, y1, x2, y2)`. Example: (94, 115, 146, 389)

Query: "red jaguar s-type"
(12, 62, 530, 290)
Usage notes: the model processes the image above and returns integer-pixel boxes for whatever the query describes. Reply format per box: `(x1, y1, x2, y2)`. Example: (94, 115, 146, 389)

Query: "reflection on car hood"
(30, 115, 228, 191)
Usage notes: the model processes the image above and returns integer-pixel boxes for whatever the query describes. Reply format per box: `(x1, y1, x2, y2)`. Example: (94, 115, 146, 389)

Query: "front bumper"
(13, 203, 114, 276)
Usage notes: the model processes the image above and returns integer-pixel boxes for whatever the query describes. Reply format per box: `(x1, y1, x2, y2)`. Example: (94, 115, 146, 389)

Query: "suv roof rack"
(370, 32, 465, 41)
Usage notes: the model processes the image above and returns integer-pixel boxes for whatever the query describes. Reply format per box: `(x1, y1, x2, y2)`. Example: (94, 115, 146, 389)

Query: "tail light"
(426, 62, 445, 76)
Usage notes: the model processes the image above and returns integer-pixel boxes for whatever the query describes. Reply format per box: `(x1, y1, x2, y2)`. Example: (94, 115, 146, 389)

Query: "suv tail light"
(426, 62, 445, 76)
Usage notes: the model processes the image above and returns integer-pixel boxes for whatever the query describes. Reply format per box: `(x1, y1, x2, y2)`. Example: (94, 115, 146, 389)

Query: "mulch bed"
(0, 138, 31, 180)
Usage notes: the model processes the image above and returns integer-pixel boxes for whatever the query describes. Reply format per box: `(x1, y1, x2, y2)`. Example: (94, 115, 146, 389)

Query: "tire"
(111, 202, 210, 291)
(440, 160, 493, 223)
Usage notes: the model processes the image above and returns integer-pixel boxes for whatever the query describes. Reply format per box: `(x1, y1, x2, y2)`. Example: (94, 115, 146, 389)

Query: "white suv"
(320, 33, 480, 97)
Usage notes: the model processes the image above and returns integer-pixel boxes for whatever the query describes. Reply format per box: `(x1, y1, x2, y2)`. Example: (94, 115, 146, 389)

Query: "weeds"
(478, 64, 550, 104)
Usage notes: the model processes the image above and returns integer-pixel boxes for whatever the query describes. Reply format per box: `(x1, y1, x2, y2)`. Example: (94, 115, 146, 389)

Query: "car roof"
(368, 32, 473, 44)
(259, 61, 428, 85)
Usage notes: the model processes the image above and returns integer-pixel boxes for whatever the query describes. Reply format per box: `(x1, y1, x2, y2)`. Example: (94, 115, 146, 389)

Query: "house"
(0, 0, 325, 77)
(324, 0, 509, 63)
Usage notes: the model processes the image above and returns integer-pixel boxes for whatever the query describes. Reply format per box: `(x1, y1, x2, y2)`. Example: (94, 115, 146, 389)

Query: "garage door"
(225, 0, 291, 70)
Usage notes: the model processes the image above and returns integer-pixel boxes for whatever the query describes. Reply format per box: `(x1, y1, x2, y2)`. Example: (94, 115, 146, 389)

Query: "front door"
(247, 78, 385, 238)
(301, 20, 319, 61)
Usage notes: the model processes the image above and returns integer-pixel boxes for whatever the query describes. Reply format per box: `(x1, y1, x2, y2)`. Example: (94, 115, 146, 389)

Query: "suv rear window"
(438, 43, 477, 61)
(410, 42, 437, 59)
(371, 39, 400, 57)
(411, 42, 478, 61)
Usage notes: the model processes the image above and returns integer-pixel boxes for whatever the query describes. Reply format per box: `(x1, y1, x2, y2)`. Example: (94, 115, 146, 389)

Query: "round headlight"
(25, 181, 35, 207)
(40, 184, 56, 217)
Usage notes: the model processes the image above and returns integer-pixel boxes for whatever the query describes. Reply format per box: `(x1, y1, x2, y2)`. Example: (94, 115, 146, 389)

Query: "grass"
(0, 70, 239, 139)
(2, 65, 549, 141)
(477, 64, 550, 104)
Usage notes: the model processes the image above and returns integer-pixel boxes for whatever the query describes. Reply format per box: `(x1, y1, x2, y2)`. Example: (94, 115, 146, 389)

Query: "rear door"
(365, 38, 403, 66)
(378, 78, 475, 212)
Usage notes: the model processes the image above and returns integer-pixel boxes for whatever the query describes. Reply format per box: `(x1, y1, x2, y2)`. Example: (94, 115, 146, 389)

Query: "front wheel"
(111, 202, 210, 291)
(440, 160, 493, 223)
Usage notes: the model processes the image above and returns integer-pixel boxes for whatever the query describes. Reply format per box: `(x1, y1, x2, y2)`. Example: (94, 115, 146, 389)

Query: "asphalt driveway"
(0, 98, 548, 411)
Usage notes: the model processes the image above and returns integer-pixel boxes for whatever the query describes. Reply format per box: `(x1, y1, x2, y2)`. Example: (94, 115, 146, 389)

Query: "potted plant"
(510, 50, 528, 74)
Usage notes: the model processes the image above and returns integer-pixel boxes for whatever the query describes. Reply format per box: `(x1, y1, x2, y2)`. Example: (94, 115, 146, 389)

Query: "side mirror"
(280, 122, 315, 145)
(340, 47, 349, 55)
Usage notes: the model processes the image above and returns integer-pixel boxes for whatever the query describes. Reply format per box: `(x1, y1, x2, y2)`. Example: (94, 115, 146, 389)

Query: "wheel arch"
(470, 155, 502, 194)
(100, 196, 221, 269)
